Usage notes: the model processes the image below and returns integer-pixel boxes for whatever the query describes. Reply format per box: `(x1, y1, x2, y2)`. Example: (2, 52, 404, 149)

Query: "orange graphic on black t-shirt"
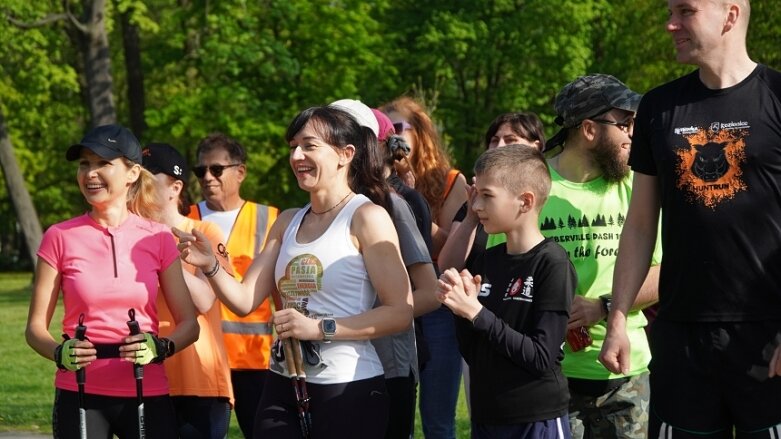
(675, 127, 747, 208)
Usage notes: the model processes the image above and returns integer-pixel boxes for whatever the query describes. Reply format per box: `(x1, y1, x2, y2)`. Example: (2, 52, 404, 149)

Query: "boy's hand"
(464, 178, 479, 223)
(437, 268, 483, 321)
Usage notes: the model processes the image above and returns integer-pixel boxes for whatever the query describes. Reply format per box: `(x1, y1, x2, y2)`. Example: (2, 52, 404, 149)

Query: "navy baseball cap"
(546, 74, 641, 151)
(142, 143, 189, 182)
(66, 124, 143, 163)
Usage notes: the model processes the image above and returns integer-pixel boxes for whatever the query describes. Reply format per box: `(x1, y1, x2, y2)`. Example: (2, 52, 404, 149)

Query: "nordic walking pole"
(269, 291, 312, 438)
(290, 338, 312, 436)
(126, 309, 146, 439)
(74, 314, 88, 439)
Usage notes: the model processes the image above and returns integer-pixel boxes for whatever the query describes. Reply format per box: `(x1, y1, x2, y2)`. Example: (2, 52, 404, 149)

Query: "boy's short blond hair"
(474, 144, 551, 210)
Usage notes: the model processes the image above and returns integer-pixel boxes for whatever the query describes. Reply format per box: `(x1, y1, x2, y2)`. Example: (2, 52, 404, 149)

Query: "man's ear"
(580, 119, 598, 142)
(236, 163, 247, 183)
(722, 3, 740, 33)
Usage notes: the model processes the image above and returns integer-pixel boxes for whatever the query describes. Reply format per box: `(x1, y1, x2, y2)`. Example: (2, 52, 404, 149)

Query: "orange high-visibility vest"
(188, 201, 279, 370)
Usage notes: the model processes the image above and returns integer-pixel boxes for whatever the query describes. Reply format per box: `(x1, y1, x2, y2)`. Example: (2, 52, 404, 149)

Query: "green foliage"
(0, 1, 87, 230)
(0, 272, 58, 433)
(1, 0, 780, 230)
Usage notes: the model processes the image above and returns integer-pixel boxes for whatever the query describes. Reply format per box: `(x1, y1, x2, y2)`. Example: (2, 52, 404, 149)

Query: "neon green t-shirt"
(486, 166, 662, 379)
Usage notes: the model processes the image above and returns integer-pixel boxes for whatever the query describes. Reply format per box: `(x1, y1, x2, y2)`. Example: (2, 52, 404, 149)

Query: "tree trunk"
(119, 5, 146, 139)
(0, 109, 43, 267)
(81, 0, 117, 127)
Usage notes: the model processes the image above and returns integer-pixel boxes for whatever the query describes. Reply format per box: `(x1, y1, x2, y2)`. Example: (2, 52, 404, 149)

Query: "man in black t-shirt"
(601, 1, 781, 437)
(438, 145, 576, 438)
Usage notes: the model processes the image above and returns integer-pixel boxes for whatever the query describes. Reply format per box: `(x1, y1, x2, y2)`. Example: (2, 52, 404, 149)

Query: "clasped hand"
(437, 267, 483, 322)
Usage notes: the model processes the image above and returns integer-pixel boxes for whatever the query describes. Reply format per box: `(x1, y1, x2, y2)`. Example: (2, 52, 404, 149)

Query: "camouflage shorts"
(568, 372, 650, 439)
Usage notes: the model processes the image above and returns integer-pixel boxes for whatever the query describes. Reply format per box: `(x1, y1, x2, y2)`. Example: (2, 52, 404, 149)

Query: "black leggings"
(231, 369, 267, 438)
(53, 389, 177, 439)
(171, 395, 231, 439)
(385, 372, 417, 439)
(253, 372, 389, 438)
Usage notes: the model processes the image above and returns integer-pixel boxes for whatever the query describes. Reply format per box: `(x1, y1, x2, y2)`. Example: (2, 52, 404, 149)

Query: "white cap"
(329, 99, 379, 136)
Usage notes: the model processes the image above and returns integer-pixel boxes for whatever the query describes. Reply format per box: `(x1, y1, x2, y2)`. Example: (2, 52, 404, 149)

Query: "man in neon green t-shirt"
(486, 74, 661, 438)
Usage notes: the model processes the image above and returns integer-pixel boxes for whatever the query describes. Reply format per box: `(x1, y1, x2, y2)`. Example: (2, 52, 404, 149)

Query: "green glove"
(54, 338, 81, 371)
(133, 333, 173, 365)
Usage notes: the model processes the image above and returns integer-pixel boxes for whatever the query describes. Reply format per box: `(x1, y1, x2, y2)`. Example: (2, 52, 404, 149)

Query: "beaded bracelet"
(203, 257, 221, 278)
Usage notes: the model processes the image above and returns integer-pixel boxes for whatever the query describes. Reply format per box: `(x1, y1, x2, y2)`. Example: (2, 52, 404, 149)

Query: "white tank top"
(272, 194, 384, 384)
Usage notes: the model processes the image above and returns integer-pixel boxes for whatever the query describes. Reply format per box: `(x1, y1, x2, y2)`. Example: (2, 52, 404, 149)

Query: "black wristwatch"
(600, 294, 613, 318)
(159, 337, 175, 359)
(320, 318, 336, 343)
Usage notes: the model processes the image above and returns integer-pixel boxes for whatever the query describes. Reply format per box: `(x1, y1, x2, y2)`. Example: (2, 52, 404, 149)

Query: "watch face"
(323, 319, 337, 333)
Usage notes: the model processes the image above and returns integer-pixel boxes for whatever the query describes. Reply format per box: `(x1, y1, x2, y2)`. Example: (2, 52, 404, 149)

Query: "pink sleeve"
(159, 228, 179, 271)
(37, 225, 63, 271)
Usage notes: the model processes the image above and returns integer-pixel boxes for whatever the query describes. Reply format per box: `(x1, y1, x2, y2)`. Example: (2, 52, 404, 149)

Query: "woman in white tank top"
(177, 106, 413, 438)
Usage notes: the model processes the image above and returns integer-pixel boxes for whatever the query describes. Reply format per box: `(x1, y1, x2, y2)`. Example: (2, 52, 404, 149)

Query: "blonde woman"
(26, 125, 199, 438)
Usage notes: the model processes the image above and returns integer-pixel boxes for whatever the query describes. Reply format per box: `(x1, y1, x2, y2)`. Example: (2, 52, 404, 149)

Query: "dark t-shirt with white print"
(455, 238, 576, 424)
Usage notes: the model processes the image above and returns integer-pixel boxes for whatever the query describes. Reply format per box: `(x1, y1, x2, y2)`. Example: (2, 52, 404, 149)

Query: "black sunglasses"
(192, 163, 241, 178)
(590, 118, 635, 134)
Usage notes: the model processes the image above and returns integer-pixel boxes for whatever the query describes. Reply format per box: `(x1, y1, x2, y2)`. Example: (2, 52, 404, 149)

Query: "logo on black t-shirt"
(674, 122, 749, 208)
(478, 282, 492, 297)
(505, 276, 533, 302)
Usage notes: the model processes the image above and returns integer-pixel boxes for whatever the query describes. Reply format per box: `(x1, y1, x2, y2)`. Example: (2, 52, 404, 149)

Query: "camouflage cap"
(546, 74, 641, 151)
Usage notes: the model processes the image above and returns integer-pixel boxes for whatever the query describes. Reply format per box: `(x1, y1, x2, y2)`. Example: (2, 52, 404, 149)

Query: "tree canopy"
(1, 0, 779, 268)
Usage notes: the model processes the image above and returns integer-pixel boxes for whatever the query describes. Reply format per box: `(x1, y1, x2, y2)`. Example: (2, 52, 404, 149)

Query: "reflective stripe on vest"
(221, 321, 273, 335)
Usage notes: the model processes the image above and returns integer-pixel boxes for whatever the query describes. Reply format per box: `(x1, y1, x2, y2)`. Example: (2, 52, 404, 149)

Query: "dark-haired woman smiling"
(177, 107, 413, 438)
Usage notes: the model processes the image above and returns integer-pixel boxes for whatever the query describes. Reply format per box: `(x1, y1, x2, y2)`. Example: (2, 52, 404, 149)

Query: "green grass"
(0, 272, 471, 437)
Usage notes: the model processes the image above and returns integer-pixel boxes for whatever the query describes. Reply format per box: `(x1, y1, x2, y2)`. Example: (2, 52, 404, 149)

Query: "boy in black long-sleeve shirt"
(438, 145, 576, 438)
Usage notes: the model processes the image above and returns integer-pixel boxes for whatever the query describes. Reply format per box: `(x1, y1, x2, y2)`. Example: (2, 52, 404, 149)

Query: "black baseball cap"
(546, 74, 641, 151)
(142, 143, 189, 182)
(66, 124, 143, 163)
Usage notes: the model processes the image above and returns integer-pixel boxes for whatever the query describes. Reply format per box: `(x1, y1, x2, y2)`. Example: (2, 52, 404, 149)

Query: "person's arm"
(275, 203, 413, 341)
(180, 222, 232, 314)
(26, 258, 96, 365)
(439, 264, 572, 376)
(182, 270, 216, 314)
(174, 209, 294, 316)
(438, 182, 479, 273)
(567, 264, 660, 330)
(432, 173, 469, 257)
(154, 259, 200, 351)
(409, 262, 440, 317)
(599, 172, 661, 374)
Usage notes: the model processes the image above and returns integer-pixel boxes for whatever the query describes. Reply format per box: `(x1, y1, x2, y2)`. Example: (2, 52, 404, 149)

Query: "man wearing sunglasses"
(486, 74, 661, 438)
(187, 132, 279, 439)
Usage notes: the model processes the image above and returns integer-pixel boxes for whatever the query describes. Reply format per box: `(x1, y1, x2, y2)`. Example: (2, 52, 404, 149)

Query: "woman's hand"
(54, 338, 97, 371)
(173, 227, 216, 271)
(273, 308, 321, 341)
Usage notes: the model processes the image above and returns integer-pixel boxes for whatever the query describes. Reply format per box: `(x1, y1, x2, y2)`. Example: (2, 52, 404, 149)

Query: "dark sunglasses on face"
(192, 163, 241, 178)
(590, 117, 635, 134)
(393, 121, 412, 135)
